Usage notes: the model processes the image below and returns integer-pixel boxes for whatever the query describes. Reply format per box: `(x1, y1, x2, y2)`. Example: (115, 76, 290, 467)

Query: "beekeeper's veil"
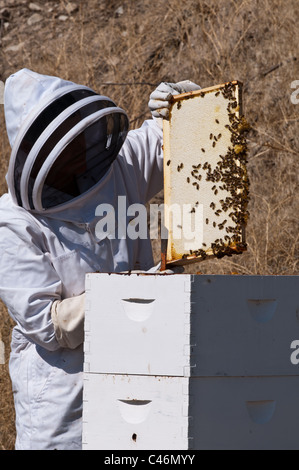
(4, 68, 129, 211)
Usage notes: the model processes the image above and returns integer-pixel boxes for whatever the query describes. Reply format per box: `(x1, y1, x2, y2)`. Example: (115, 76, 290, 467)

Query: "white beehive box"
(83, 273, 299, 450)
(83, 374, 299, 450)
(84, 273, 299, 377)
(83, 374, 189, 450)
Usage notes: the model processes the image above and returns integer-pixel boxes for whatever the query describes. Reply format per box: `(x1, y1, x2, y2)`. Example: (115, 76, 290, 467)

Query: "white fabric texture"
(51, 293, 85, 350)
(4, 68, 75, 148)
(148, 80, 201, 122)
(5, 69, 128, 212)
(0, 69, 163, 450)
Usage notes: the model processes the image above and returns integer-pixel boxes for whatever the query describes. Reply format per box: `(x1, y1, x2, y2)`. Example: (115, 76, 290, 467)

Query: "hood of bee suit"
(4, 68, 129, 213)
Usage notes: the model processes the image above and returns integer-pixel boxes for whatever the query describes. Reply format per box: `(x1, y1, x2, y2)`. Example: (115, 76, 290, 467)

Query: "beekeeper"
(0, 69, 200, 450)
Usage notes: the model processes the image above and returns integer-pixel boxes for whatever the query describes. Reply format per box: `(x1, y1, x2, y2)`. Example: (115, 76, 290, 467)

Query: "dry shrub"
(0, 0, 298, 449)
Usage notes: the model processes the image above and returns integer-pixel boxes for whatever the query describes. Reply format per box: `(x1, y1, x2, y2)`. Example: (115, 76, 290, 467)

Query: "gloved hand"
(120, 262, 184, 274)
(148, 80, 201, 127)
(150, 261, 185, 274)
(51, 292, 85, 349)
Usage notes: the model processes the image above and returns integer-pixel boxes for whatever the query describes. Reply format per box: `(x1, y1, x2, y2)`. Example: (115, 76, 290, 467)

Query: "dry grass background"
(0, 0, 298, 450)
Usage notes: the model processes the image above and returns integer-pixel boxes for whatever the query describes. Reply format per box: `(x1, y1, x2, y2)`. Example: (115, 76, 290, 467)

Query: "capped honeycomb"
(162, 81, 250, 267)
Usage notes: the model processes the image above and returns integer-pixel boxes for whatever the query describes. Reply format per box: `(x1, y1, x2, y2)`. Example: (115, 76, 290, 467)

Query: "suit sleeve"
(119, 119, 164, 203)
(0, 217, 62, 351)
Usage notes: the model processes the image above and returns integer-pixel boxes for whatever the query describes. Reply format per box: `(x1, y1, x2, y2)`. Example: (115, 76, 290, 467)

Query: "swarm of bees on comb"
(163, 81, 250, 267)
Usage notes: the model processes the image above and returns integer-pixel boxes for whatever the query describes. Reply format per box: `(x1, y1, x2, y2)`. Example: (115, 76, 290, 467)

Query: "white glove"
(51, 293, 85, 349)
(151, 261, 184, 274)
(148, 80, 201, 124)
(120, 262, 184, 274)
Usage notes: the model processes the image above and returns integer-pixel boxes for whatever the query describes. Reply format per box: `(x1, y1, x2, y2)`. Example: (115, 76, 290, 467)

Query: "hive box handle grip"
(121, 298, 156, 321)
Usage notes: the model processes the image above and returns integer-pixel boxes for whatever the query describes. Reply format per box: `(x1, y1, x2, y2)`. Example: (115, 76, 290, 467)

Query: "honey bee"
(237, 117, 251, 133)
(234, 145, 245, 154)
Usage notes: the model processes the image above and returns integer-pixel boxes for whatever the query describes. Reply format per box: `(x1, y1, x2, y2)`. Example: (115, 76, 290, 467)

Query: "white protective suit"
(0, 69, 164, 450)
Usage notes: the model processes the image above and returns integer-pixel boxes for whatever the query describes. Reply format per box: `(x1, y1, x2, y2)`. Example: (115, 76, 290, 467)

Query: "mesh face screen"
(13, 88, 98, 206)
(23, 99, 116, 209)
(40, 112, 128, 209)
